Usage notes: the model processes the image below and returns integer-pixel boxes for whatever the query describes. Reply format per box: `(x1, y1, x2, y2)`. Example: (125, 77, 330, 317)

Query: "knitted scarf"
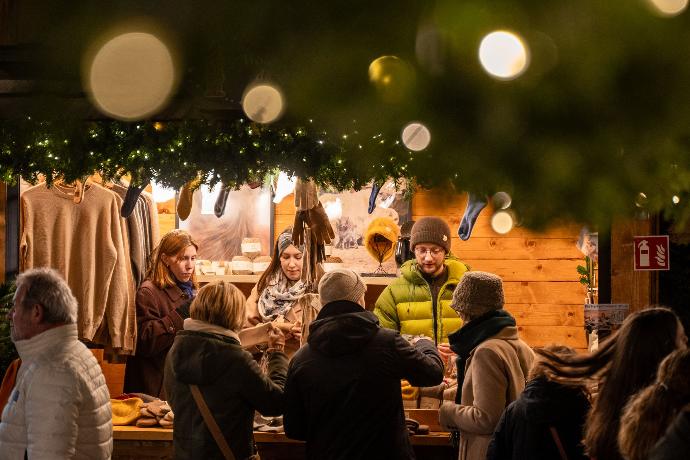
(448, 309, 516, 404)
(176, 280, 195, 299)
(258, 272, 306, 321)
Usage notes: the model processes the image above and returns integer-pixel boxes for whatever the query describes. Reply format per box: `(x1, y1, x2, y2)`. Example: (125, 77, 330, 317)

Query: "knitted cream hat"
(318, 268, 367, 307)
(409, 217, 451, 253)
(451, 271, 505, 318)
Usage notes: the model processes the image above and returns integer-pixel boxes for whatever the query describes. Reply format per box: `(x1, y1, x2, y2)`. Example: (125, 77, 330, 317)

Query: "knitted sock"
(214, 183, 231, 218)
(177, 180, 195, 221)
(121, 182, 148, 218)
(457, 193, 488, 240)
(368, 183, 381, 214)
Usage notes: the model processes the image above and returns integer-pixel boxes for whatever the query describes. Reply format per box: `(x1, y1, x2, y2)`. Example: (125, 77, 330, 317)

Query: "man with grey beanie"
(439, 271, 534, 460)
(284, 268, 444, 460)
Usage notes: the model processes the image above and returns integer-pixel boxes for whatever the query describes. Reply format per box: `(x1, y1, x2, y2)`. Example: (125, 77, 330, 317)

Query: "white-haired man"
(0, 268, 112, 459)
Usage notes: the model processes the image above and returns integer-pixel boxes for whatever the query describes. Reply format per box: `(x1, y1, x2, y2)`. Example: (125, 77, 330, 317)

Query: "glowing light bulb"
(151, 180, 176, 203)
(673, 195, 681, 204)
(479, 31, 529, 80)
(491, 210, 514, 234)
(273, 171, 296, 204)
(242, 84, 284, 124)
(86, 32, 176, 120)
(648, 0, 688, 16)
(401, 122, 431, 151)
(492, 191, 512, 210)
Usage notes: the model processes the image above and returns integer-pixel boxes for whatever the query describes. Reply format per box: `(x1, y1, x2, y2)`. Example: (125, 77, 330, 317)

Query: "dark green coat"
(374, 256, 469, 344)
(164, 330, 287, 460)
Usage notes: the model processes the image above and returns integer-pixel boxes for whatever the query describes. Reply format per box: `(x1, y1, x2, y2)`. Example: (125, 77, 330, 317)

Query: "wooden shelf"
(197, 274, 397, 286)
(113, 425, 450, 446)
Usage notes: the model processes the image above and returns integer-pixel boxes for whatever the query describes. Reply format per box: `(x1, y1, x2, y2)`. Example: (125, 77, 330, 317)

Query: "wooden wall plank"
(503, 281, 586, 305)
(518, 325, 586, 348)
(505, 304, 584, 327)
(0, 182, 5, 283)
(452, 237, 581, 260)
(463, 259, 581, 282)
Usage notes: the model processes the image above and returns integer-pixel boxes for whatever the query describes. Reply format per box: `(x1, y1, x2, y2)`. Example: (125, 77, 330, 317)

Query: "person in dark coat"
(487, 345, 590, 460)
(125, 230, 199, 398)
(164, 280, 287, 460)
(284, 268, 444, 460)
(649, 409, 690, 460)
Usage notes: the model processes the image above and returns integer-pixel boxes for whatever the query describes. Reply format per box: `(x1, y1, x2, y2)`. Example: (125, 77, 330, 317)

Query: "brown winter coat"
(244, 285, 320, 357)
(439, 326, 534, 460)
(124, 280, 190, 398)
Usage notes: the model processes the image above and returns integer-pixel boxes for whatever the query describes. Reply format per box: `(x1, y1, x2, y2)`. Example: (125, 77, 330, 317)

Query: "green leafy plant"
(0, 278, 18, 380)
(577, 256, 595, 303)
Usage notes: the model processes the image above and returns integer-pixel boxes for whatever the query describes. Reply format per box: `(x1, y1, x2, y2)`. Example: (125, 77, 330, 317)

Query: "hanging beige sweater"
(20, 183, 136, 353)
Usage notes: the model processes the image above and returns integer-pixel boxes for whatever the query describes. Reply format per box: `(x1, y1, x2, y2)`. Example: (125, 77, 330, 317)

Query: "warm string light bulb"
(479, 31, 529, 80)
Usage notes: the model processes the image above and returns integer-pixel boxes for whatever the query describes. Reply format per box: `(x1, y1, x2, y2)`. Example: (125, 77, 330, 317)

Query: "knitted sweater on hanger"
(20, 183, 136, 353)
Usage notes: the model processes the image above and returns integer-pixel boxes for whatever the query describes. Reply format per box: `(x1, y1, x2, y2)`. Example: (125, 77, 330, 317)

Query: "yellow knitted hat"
(111, 397, 144, 426)
(364, 217, 400, 263)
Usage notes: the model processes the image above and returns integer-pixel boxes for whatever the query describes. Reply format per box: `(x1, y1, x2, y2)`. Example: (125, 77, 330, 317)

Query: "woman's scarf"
(176, 279, 195, 299)
(448, 309, 516, 404)
(183, 318, 241, 343)
(258, 271, 306, 321)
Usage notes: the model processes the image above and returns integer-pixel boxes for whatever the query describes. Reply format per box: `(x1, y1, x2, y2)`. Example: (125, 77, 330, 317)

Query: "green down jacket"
(374, 257, 469, 344)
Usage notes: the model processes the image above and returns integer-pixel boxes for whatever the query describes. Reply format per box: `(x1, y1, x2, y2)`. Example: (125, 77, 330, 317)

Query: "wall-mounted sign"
(633, 235, 670, 271)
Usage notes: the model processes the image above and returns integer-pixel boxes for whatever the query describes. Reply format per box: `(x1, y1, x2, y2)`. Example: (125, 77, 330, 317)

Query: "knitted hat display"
(451, 271, 505, 318)
(111, 397, 144, 426)
(409, 217, 451, 253)
(364, 217, 400, 263)
(318, 268, 367, 306)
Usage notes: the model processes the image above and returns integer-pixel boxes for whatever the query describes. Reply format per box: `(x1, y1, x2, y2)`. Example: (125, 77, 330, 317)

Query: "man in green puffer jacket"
(375, 217, 470, 356)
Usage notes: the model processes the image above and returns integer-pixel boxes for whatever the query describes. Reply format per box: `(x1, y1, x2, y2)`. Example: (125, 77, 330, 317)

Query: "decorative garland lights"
(0, 118, 419, 193)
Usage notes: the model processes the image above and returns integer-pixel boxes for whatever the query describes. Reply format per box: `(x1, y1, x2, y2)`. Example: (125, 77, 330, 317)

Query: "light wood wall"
(275, 189, 587, 349)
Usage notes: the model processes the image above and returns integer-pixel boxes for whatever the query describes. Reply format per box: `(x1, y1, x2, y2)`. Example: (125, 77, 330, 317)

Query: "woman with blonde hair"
(165, 281, 287, 460)
(535, 307, 687, 460)
(124, 229, 199, 398)
(244, 228, 319, 356)
(619, 348, 690, 460)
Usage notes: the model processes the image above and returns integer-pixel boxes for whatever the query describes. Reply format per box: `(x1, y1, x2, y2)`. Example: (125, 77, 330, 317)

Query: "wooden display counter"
(113, 426, 455, 460)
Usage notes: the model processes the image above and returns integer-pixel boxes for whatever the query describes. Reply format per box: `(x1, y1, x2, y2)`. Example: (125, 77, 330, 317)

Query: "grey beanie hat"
(409, 217, 451, 253)
(318, 268, 367, 307)
(451, 271, 505, 318)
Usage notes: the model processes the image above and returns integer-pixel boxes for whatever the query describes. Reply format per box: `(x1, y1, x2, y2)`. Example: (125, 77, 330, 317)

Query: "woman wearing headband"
(244, 228, 319, 357)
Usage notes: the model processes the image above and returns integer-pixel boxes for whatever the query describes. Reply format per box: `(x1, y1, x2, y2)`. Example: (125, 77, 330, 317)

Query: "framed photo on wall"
(319, 180, 411, 275)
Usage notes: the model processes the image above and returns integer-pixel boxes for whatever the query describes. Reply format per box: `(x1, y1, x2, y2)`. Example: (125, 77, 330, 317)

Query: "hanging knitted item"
(368, 182, 381, 214)
(121, 181, 148, 218)
(457, 193, 488, 241)
(214, 182, 231, 218)
(177, 178, 199, 221)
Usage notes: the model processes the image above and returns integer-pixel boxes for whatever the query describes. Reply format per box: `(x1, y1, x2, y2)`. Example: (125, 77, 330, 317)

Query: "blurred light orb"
(242, 84, 284, 124)
(492, 191, 512, 209)
(635, 192, 648, 208)
(479, 31, 529, 80)
(648, 0, 688, 16)
(673, 195, 681, 204)
(402, 122, 431, 151)
(368, 55, 414, 102)
(88, 32, 176, 120)
(491, 210, 514, 234)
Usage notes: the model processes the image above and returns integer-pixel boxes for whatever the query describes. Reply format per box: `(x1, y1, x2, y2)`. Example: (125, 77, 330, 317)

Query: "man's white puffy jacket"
(0, 324, 113, 459)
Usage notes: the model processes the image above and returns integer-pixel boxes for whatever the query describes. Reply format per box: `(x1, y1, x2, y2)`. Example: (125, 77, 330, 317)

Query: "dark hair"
(619, 348, 690, 460)
(535, 307, 683, 460)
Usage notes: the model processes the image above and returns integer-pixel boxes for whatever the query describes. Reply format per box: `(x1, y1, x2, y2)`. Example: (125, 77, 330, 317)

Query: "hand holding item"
(267, 327, 286, 351)
(289, 321, 302, 341)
